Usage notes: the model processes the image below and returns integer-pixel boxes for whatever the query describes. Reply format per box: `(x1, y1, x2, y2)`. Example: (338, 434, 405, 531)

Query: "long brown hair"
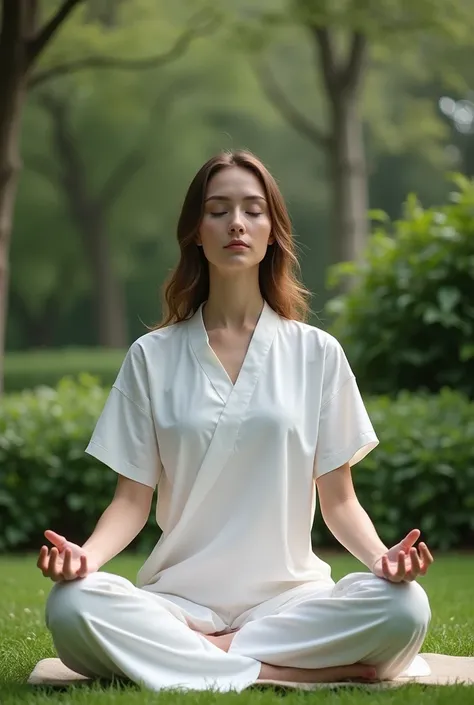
(154, 150, 311, 328)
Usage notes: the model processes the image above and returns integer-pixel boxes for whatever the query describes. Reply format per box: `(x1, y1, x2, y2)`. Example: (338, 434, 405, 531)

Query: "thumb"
(400, 528, 420, 549)
(44, 529, 67, 549)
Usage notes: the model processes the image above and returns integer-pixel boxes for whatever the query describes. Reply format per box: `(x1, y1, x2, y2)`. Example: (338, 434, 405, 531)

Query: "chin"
(211, 258, 260, 274)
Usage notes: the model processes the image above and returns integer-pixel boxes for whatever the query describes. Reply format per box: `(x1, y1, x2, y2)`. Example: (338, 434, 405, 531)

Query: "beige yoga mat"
(28, 654, 474, 689)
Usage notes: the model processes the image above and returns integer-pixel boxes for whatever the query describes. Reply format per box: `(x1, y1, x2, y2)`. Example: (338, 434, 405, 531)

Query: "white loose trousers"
(46, 570, 431, 692)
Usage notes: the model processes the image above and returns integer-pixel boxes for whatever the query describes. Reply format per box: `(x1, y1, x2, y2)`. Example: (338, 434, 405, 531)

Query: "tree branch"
(0, 1, 21, 48)
(97, 85, 177, 211)
(27, 0, 85, 67)
(26, 153, 59, 186)
(311, 26, 339, 92)
(97, 150, 146, 213)
(253, 59, 331, 150)
(29, 9, 219, 89)
(36, 90, 93, 232)
(340, 31, 367, 92)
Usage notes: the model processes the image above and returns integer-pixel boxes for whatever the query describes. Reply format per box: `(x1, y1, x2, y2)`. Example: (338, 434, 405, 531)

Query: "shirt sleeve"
(85, 340, 163, 489)
(313, 336, 379, 479)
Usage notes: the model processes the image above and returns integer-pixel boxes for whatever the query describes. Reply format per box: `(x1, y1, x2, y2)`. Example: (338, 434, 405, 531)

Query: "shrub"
(325, 173, 474, 396)
(312, 388, 474, 552)
(1, 379, 473, 554)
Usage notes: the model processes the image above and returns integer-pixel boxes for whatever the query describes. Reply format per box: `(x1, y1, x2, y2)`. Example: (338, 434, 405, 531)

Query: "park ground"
(1, 552, 473, 704)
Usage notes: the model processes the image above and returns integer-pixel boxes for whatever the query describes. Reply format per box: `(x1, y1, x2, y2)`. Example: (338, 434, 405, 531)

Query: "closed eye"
(209, 212, 263, 218)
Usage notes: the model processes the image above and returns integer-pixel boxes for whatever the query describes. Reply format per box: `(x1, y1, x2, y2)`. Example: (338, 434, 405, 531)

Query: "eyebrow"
(205, 195, 266, 202)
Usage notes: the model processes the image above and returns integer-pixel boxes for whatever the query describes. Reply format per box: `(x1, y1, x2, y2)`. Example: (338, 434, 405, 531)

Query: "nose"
(229, 222, 245, 235)
(228, 209, 245, 235)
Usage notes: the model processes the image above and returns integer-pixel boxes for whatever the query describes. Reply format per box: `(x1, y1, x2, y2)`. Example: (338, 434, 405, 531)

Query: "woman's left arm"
(316, 463, 434, 582)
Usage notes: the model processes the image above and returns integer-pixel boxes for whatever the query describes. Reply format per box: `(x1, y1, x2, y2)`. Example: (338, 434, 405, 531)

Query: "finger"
(400, 548, 419, 582)
(76, 554, 88, 579)
(401, 528, 421, 550)
(382, 555, 400, 582)
(48, 547, 63, 581)
(62, 548, 75, 580)
(381, 555, 393, 578)
(37, 546, 49, 572)
(419, 543, 434, 565)
(416, 544, 433, 576)
(44, 530, 67, 550)
(398, 550, 407, 577)
(409, 547, 421, 575)
(384, 551, 405, 582)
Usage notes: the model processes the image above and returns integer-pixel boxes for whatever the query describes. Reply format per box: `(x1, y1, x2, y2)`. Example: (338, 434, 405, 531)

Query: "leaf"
(368, 208, 389, 223)
(437, 287, 461, 314)
(460, 344, 474, 362)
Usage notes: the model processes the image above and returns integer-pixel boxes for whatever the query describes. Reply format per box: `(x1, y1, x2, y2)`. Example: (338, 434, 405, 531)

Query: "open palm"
(37, 530, 99, 583)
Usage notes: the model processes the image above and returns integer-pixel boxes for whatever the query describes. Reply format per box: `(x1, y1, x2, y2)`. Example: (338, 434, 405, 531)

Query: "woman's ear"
(268, 231, 275, 245)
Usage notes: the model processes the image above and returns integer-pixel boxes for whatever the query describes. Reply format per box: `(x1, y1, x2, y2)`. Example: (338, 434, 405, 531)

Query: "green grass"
(4, 347, 125, 392)
(1, 552, 473, 703)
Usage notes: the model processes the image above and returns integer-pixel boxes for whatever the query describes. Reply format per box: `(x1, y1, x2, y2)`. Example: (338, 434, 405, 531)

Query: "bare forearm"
(82, 497, 149, 568)
(322, 498, 388, 571)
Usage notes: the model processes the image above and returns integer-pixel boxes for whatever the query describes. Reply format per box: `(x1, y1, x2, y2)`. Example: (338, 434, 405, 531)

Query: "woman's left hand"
(372, 529, 434, 583)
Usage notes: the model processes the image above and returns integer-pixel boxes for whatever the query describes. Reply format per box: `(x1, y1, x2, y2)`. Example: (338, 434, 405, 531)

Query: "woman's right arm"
(82, 474, 154, 567)
(38, 475, 154, 582)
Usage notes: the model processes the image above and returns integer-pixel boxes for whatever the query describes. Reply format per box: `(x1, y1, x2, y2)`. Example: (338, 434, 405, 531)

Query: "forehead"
(206, 166, 265, 198)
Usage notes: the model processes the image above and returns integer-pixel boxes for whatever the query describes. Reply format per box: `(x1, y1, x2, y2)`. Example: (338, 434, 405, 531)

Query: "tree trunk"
(0, 3, 31, 395)
(9, 287, 59, 348)
(329, 95, 368, 264)
(42, 94, 127, 347)
(82, 209, 127, 348)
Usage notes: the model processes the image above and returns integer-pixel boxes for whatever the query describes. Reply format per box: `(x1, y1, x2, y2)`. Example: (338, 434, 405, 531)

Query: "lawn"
(1, 552, 473, 704)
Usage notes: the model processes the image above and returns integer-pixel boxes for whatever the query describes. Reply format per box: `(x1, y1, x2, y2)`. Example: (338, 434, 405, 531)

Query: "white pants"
(45, 570, 431, 692)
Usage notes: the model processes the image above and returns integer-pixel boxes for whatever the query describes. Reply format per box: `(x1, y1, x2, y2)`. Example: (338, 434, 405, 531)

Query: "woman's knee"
(45, 571, 131, 632)
(384, 580, 431, 637)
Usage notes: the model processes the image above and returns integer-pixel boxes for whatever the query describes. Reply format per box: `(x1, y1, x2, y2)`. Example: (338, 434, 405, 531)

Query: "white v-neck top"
(85, 301, 378, 620)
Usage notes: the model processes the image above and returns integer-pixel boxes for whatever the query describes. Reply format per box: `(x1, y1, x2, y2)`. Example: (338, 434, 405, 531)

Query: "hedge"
(1, 377, 473, 554)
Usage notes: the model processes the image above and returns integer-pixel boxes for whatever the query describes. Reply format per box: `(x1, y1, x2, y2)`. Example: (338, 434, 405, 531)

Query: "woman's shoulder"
(125, 320, 186, 362)
(279, 316, 344, 357)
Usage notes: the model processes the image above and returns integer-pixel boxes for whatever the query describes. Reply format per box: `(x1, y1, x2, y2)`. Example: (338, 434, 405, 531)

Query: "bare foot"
(200, 629, 240, 652)
(258, 662, 378, 684)
(197, 628, 378, 684)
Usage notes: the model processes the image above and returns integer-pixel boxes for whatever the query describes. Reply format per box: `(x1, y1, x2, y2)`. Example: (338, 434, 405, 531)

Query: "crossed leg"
(45, 571, 431, 691)
(201, 630, 378, 682)
(202, 572, 431, 682)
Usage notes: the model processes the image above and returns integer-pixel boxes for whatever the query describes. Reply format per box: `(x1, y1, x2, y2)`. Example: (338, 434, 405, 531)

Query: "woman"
(38, 150, 433, 692)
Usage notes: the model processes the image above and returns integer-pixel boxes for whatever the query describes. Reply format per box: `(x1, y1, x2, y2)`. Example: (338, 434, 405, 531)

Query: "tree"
(240, 0, 474, 267)
(0, 0, 217, 393)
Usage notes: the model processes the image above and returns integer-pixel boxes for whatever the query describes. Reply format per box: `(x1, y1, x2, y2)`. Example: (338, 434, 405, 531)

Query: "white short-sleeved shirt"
(85, 301, 378, 621)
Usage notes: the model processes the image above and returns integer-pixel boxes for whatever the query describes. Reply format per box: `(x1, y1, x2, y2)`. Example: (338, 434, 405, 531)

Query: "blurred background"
(1, 0, 473, 554)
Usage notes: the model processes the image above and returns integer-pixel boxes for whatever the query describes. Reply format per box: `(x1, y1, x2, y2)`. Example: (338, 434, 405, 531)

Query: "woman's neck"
(204, 273, 264, 330)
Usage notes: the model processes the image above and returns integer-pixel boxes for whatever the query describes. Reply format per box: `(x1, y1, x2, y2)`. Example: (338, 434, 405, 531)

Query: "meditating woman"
(38, 149, 433, 692)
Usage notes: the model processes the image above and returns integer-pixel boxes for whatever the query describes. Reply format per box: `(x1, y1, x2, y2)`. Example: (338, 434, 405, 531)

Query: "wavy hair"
(154, 150, 311, 327)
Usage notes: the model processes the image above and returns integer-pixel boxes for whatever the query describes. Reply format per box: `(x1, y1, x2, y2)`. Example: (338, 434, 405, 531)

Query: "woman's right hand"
(37, 530, 99, 583)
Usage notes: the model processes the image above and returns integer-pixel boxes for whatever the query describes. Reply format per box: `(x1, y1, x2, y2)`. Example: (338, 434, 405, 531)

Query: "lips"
(225, 240, 249, 248)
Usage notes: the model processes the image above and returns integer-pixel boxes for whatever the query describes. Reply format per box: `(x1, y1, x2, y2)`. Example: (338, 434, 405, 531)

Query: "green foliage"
(3, 348, 126, 393)
(0, 376, 159, 554)
(1, 379, 473, 554)
(10, 0, 474, 352)
(0, 376, 110, 552)
(325, 174, 474, 396)
(313, 388, 474, 551)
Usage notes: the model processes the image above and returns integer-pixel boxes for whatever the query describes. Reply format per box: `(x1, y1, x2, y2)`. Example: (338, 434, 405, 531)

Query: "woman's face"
(197, 166, 273, 272)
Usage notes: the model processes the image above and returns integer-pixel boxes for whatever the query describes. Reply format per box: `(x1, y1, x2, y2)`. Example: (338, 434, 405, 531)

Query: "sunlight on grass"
(0, 552, 473, 704)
